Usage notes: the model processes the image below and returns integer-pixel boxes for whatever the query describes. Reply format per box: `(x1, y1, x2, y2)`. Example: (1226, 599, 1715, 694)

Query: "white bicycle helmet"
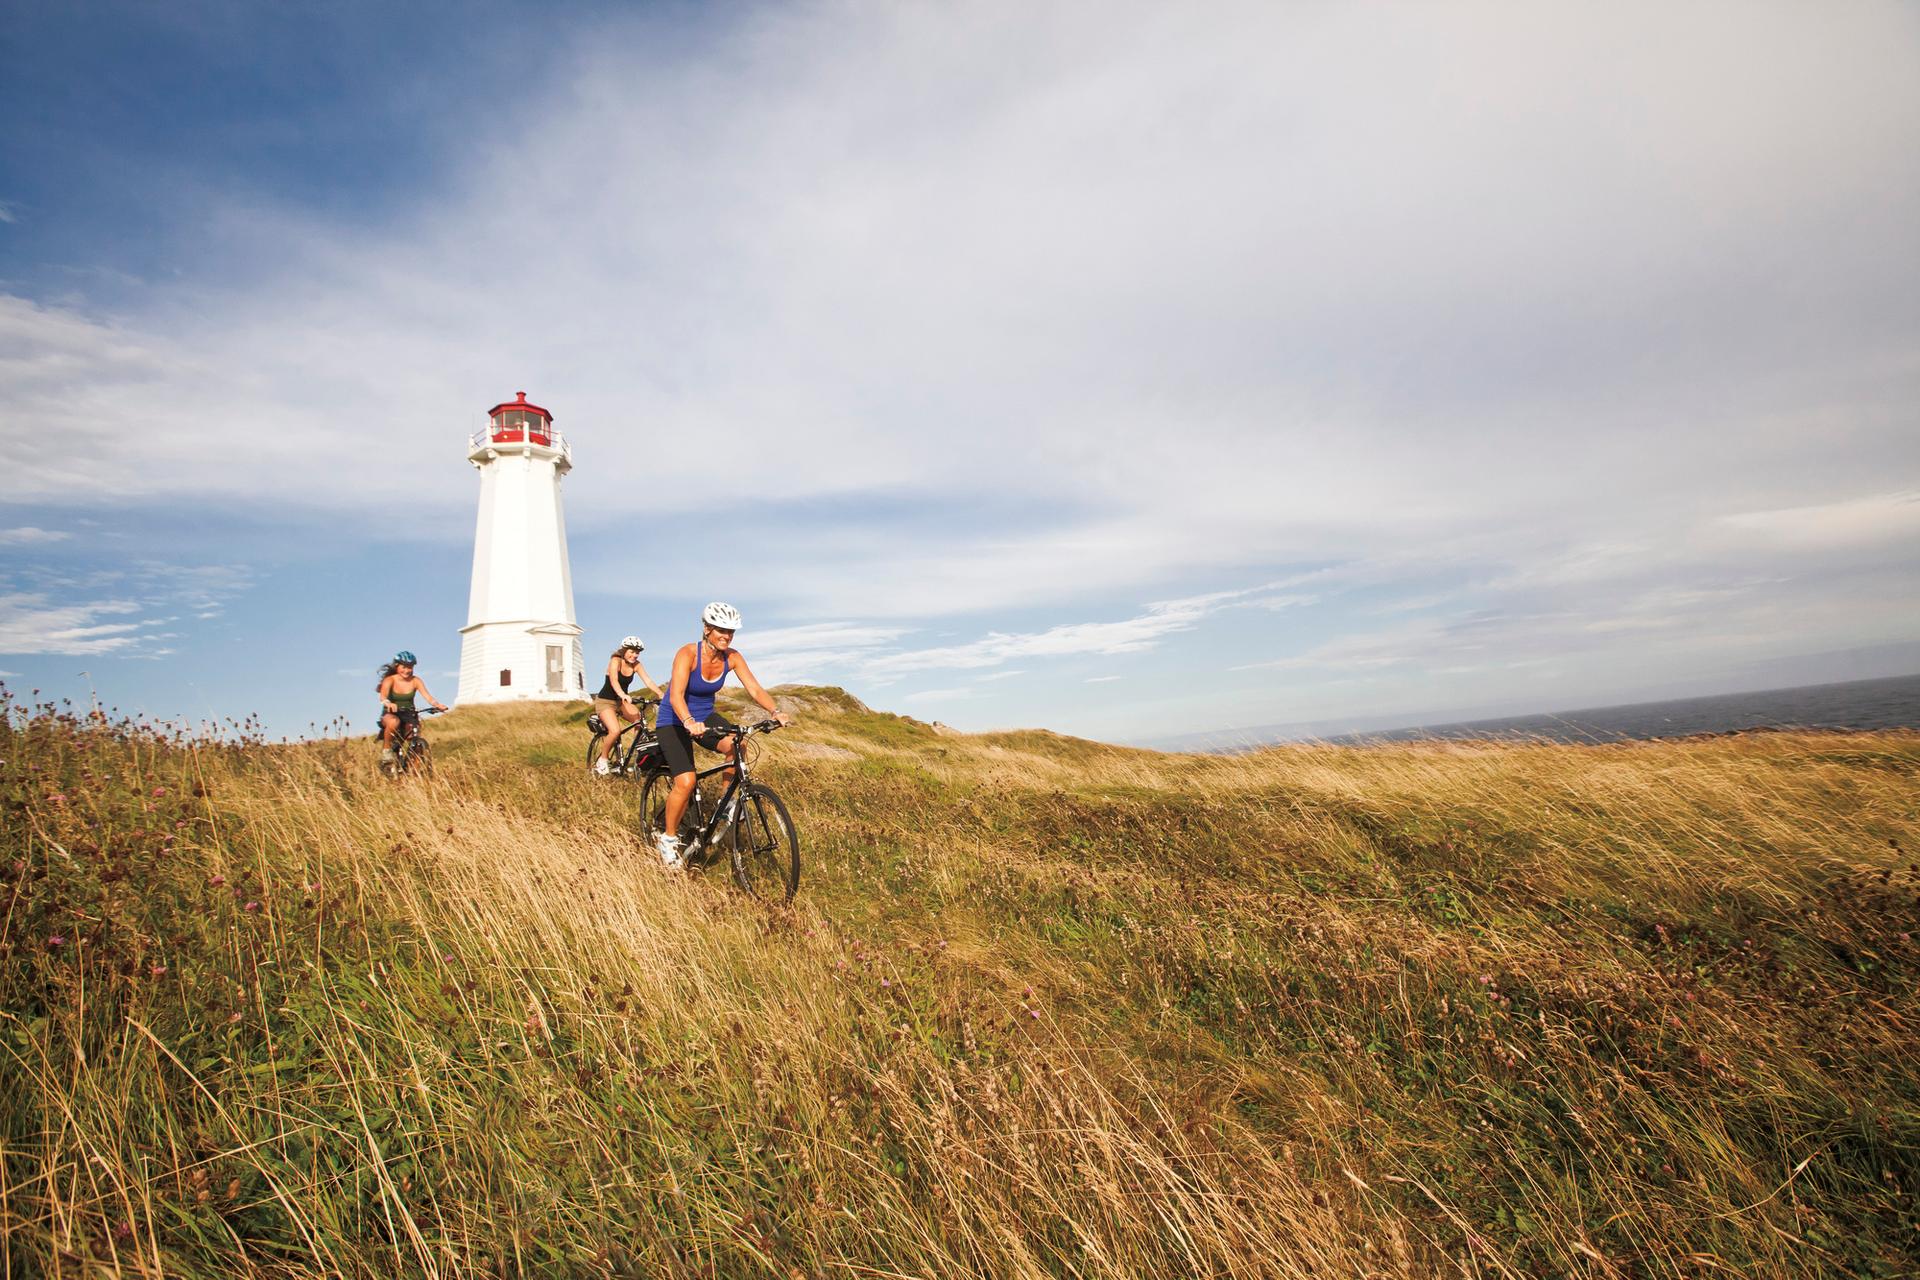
(620, 635, 644, 652)
(701, 601, 742, 630)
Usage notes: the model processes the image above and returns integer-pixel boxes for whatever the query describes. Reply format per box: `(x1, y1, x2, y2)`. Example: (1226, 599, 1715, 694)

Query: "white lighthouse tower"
(457, 392, 587, 704)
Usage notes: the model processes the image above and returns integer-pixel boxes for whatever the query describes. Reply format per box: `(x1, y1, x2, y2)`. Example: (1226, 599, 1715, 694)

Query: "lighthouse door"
(545, 645, 564, 693)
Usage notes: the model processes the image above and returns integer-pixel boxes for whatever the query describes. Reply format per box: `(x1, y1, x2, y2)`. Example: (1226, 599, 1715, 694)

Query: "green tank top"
(389, 686, 417, 711)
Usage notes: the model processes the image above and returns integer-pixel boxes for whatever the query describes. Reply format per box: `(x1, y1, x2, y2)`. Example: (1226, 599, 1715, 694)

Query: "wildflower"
(443, 953, 455, 964)
(46, 793, 66, 808)
(209, 874, 225, 887)
(151, 787, 167, 797)
(1029, 1008, 1040, 1019)
(227, 1012, 243, 1025)
(149, 964, 167, 978)
(880, 978, 891, 988)
(244, 901, 261, 913)
(47, 935, 65, 948)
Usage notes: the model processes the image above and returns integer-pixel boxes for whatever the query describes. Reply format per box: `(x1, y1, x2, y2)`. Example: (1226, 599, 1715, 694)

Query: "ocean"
(1338, 673, 1920, 746)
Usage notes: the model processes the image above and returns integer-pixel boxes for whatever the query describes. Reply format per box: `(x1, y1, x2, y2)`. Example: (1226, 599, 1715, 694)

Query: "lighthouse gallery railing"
(470, 425, 571, 462)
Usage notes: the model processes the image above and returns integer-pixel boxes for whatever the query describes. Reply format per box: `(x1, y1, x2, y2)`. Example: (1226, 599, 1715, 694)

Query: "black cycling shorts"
(657, 716, 735, 777)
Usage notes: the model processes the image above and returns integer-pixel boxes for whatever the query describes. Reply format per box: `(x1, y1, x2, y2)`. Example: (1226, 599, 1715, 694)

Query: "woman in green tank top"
(378, 651, 447, 764)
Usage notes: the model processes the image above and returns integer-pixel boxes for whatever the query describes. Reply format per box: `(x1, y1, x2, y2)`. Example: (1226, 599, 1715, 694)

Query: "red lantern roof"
(486, 390, 553, 422)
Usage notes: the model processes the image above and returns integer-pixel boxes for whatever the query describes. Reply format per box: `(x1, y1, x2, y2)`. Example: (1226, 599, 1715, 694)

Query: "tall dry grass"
(2, 685, 1915, 1277)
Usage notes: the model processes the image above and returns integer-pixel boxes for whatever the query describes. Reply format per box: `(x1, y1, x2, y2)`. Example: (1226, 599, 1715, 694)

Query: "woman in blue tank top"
(653, 601, 789, 867)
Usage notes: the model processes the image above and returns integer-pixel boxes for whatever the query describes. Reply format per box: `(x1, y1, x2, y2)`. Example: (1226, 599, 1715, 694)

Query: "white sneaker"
(593, 757, 610, 776)
(380, 748, 396, 765)
(655, 834, 683, 868)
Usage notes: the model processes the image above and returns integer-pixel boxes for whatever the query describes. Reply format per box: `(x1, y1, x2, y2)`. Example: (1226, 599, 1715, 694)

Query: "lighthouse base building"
(457, 393, 588, 705)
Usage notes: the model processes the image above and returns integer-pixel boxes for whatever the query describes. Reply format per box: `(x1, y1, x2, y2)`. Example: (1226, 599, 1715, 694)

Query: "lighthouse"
(456, 392, 587, 704)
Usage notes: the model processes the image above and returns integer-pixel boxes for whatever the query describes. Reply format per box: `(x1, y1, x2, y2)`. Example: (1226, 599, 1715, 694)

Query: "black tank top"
(596, 664, 635, 701)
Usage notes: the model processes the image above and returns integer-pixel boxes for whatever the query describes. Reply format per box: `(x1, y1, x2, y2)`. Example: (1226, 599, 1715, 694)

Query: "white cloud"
(1085, 675, 1121, 683)
(778, 581, 1312, 683)
(0, 594, 146, 655)
(7, 4, 1912, 555)
(1715, 490, 1920, 551)
(0, 527, 69, 546)
(0, 559, 256, 658)
(741, 621, 915, 683)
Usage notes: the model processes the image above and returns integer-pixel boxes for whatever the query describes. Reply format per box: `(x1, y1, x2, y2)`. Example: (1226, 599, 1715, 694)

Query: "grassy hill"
(2, 685, 1916, 1277)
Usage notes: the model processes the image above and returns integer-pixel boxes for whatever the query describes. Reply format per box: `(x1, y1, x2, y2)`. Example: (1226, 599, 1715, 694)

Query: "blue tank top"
(658, 641, 730, 729)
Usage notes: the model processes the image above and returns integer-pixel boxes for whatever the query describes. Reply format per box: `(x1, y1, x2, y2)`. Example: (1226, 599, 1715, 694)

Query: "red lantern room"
(486, 391, 553, 446)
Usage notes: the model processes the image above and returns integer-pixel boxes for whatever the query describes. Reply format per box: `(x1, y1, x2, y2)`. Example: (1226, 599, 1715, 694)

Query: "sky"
(2, 0, 1917, 744)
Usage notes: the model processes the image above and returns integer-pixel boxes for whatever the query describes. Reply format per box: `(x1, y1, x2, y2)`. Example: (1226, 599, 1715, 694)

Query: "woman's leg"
(658, 726, 699, 840)
(593, 700, 621, 761)
(381, 713, 400, 748)
(663, 770, 698, 835)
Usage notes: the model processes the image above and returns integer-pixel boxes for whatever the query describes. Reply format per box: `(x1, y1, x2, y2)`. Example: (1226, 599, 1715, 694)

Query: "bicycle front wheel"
(730, 784, 799, 902)
(404, 738, 433, 778)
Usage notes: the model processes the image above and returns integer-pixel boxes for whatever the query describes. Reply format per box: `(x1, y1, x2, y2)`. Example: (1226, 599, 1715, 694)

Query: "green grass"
(2, 687, 1916, 1277)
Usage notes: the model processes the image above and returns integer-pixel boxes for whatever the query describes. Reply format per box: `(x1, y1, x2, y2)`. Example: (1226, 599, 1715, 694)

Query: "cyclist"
(377, 651, 447, 766)
(593, 636, 664, 775)
(654, 601, 788, 867)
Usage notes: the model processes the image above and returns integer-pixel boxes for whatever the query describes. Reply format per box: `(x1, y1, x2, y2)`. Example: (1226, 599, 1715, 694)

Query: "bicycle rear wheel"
(729, 784, 799, 902)
(586, 731, 606, 773)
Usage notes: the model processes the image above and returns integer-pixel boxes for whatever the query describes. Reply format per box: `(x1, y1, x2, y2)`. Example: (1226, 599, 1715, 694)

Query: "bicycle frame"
(670, 723, 776, 854)
(593, 699, 659, 774)
(384, 707, 440, 774)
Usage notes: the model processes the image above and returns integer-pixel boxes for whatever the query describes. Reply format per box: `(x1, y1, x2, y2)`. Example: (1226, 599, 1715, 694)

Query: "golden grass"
(2, 687, 1915, 1277)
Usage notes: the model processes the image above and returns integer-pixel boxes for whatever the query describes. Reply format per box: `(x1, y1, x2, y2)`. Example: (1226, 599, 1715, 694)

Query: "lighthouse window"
(499, 669, 512, 687)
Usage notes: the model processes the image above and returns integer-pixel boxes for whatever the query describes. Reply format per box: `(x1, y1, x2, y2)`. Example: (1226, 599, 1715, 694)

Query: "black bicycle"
(586, 698, 660, 776)
(381, 706, 442, 777)
(638, 721, 799, 901)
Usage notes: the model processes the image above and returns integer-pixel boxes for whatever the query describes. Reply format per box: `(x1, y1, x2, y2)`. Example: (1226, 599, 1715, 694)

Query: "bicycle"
(381, 706, 442, 777)
(586, 698, 661, 776)
(637, 721, 799, 901)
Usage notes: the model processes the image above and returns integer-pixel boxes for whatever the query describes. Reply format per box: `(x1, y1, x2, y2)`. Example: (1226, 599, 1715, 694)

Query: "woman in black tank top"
(593, 640, 662, 773)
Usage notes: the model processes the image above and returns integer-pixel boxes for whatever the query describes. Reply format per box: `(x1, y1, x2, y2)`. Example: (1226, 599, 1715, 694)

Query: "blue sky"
(3, 0, 1918, 743)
